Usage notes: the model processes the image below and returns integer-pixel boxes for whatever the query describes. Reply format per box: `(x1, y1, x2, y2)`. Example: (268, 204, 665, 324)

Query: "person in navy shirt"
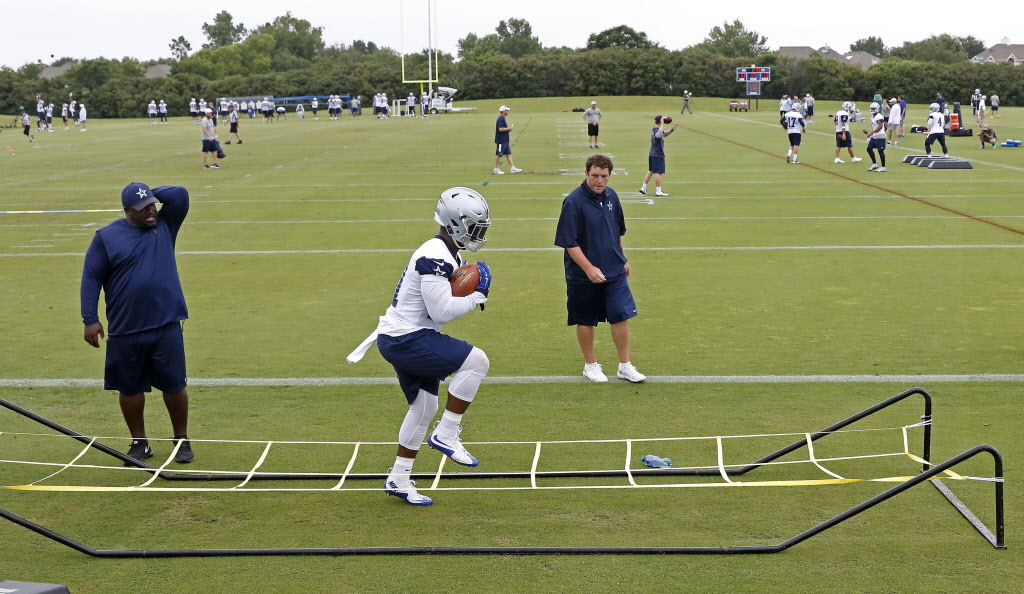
(493, 105, 522, 175)
(554, 154, 646, 384)
(80, 182, 195, 465)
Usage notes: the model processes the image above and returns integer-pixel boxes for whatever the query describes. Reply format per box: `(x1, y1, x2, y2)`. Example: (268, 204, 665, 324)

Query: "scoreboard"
(736, 67, 771, 82)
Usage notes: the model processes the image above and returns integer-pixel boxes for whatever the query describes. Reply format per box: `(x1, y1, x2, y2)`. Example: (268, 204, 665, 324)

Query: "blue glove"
(475, 261, 492, 296)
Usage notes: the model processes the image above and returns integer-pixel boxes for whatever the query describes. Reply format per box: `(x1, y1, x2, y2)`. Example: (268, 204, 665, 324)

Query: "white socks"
(639, 183, 647, 192)
(390, 455, 415, 479)
(436, 409, 463, 436)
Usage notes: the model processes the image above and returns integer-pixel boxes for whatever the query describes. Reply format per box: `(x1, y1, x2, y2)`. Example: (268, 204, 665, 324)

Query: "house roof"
(39, 63, 73, 79)
(972, 44, 1024, 62)
(778, 46, 880, 70)
(145, 64, 172, 79)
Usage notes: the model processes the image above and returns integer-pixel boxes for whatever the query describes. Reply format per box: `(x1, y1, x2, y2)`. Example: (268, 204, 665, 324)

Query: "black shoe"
(124, 439, 153, 466)
(237, 140, 242, 144)
(173, 436, 194, 463)
(225, 141, 231, 144)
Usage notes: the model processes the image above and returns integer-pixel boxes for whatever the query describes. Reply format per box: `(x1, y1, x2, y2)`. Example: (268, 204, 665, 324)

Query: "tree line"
(0, 14, 1018, 118)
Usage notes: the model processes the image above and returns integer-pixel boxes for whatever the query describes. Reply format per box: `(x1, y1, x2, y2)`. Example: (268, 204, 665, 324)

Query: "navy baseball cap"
(121, 182, 157, 210)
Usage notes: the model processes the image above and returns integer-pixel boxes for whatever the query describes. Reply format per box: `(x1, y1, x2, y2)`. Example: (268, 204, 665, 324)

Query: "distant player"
(887, 98, 902, 146)
(833, 102, 862, 164)
(924, 102, 949, 158)
(804, 93, 815, 124)
(863, 102, 887, 172)
(420, 92, 429, 118)
(148, 100, 158, 125)
(348, 187, 493, 506)
(159, 100, 168, 124)
(78, 103, 87, 132)
(61, 103, 69, 131)
(21, 111, 34, 142)
(311, 97, 319, 120)
(45, 103, 54, 132)
(781, 103, 806, 164)
(189, 98, 198, 124)
(227, 105, 242, 144)
(407, 93, 416, 117)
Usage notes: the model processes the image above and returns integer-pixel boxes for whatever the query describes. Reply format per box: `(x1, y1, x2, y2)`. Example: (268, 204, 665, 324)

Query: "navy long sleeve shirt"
(80, 186, 190, 335)
(554, 181, 627, 285)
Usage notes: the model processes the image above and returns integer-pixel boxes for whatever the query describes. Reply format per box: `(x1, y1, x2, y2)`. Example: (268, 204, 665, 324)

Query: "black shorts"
(104, 322, 187, 394)
(23, 125, 30, 136)
(588, 123, 599, 136)
(788, 132, 802, 146)
(806, 106, 814, 116)
(230, 122, 238, 133)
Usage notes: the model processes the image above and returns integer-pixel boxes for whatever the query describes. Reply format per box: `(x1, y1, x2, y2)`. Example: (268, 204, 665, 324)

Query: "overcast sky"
(2, 0, 1016, 70)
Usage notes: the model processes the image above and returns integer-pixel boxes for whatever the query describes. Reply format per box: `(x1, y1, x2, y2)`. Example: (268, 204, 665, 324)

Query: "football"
(663, 116, 673, 124)
(449, 263, 480, 297)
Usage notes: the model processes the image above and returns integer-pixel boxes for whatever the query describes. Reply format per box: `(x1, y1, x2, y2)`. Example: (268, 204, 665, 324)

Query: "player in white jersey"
(924, 103, 949, 158)
(189, 98, 198, 124)
(45, 104, 54, 131)
(61, 103, 69, 131)
(407, 93, 416, 117)
(420, 92, 429, 118)
(198, 98, 206, 114)
(833, 102, 862, 164)
(347, 188, 493, 507)
(158, 100, 168, 124)
(310, 97, 318, 119)
(862, 103, 887, 172)
(886, 98, 902, 146)
(69, 99, 77, 125)
(780, 104, 806, 164)
(148, 100, 158, 125)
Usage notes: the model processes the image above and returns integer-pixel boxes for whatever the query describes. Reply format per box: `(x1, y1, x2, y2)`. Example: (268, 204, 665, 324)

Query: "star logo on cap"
(136, 188, 148, 199)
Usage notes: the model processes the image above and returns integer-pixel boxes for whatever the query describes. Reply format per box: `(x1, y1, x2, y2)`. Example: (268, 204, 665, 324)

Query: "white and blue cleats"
(427, 426, 479, 467)
(383, 475, 433, 506)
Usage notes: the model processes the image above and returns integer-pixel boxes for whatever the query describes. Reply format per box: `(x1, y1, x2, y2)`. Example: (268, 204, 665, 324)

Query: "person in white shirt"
(924, 103, 949, 158)
(226, 105, 242, 144)
(198, 98, 206, 114)
(78, 103, 87, 132)
(976, 95, 987, 127)
(780, 103, 806, 164)
(201, 109, 220, 168)
(69, 99, 77, 125)
(348, 188, 493, 506)
(189, 98, 198, 124)
(862, 102, 888, 172)
(420, 92, 429, 118)
(61, 103, 70, 131)
(833, 102, 862, 164)
(886, 98, 902, 146)
(804, 93, 815, 124)
(158, 100, 168, 124)
(148, 100, 159, 125)
(45, 103, 54, 131)
(311, 97, 319, 120)
(407, 93, 416, 117)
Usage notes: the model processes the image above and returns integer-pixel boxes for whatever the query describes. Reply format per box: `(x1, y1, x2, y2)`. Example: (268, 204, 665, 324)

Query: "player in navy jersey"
(863, 102, 887, 172)
(781, 103, 806, 164)
(347, 188, 493, 506)
(80, 183, 195, 466)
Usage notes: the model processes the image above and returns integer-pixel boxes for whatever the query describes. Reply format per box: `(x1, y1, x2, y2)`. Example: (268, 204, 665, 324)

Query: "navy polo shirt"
(81, 186, 190, 335)
(554, 181, 627, 285)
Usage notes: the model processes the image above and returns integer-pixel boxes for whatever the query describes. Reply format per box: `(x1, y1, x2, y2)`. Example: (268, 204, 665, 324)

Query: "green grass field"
(1, 96, 1021, 592)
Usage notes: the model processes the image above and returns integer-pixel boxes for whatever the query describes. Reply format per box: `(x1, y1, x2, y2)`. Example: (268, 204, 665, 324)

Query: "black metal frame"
(0, 387, 1006, 557)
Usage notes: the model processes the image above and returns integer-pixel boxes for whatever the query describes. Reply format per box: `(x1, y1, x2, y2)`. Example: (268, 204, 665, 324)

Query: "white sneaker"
(493, 168, 504, 175)
(867, 164, 878, 171)
(655, 191, 669, 196)
(792, 159, 799, 164)
(427, 425, 479, 467)
(583, 363, 608, 382)
(877, 167, 886, 172)
(834, 158, 844, 163)
(851, 157, 863, 162)
(510, 167, 523, 173)
(384, 474, 433, 506)
(638, 188, 647, 195)
(616, 363, 647, 383)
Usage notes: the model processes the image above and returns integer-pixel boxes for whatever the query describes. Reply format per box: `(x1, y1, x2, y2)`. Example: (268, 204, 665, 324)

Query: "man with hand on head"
(347, 188, 492, 506)
(556, 154, 646, 384)
(80, 182, 194, 466)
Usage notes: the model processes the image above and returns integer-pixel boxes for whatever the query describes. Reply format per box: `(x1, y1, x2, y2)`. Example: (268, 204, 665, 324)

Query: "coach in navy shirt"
(555, 154, 646, 384)
(80, 182, 195, 465)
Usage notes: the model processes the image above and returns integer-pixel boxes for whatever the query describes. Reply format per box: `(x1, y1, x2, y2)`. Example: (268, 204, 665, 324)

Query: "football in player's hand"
(662, 116, 672, 124)
(450, 263, 480, 297)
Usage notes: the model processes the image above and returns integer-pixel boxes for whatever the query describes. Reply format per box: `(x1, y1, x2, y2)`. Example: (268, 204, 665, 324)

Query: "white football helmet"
(842, 101, 853, 112)
(435, 187, 491, 252)
(929, 103, 940, 113)
(869, 102, 880, 113)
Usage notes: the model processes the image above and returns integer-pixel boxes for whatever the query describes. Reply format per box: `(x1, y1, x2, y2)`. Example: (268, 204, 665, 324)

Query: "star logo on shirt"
(607, 202, 613, 211)
(136, 188, 148, 199)
(431, 260, 446, 276)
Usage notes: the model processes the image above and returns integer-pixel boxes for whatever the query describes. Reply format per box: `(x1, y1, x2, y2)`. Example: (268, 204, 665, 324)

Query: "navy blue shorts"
(378, 329, 473, 404)
(835, 132, 853, 148)
(566, 275, 637, 326)
(202, 139, 216, 152)
(806, 106, 814, 116)
(104, 322, 187, 394)
(867, 138, 886, 151)
(648, 156, 666, 174)
(788, 133, 802, 146)
(496, 142, 512, 156)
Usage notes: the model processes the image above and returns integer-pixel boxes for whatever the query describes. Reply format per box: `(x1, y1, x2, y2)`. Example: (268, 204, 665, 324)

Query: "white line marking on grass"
(4, 374, 1024, 388)
(5, 245, 1024, 258)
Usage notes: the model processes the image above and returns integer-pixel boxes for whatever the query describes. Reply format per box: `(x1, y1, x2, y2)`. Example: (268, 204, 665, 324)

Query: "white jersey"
(407, 94, 415, 106)
(189, 100, 197, 112)
(220, 100, 228, 112)
(37, 100, 45, 113)
(311, 99, 318, 110)
(78, 105, 87, 121)
(148, 101, 158, 115)
(199, 100, 206, 112)
(870, 113, 886, 139)
(159, 102, 167, 114)
(888, 103, 902, 125)
(375, 237, 485, 337)
(978, 97, 986, 111)
(834, 110, 851, 132)
(927, 112, 945, 134)
(69, 101, 77, 116)
(46, 105, 53, 117)
(782, 111, 805, 133)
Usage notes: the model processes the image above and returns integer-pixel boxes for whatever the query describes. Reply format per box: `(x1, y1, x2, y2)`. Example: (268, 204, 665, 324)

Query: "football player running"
(863, 103, 887, 172)
(347, 188, 493, 506)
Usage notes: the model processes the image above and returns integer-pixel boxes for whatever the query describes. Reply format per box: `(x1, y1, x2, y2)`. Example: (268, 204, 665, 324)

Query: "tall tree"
(169, 36, 192, 61)
(495, 18, 542, 58)
(201, 11, 247, 50)
(586, 25, 657, 50)
(700, 19, 768, 58)
(850, 37, 887, 57)
(956, 36, 986, 59)
(889, 35, 968, 64)
(255, 12, 325, 61)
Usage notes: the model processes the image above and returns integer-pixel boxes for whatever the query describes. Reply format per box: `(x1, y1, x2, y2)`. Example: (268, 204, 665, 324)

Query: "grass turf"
(1, 96, 1021, 592)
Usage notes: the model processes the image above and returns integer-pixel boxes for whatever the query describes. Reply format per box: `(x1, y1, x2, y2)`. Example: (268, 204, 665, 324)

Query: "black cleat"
(173, 436, 194, 463)
(124, 439, 153, 466)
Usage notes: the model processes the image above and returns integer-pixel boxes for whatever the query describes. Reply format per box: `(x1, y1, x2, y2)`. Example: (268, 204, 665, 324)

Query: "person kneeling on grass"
(979, 127, 998, 149)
